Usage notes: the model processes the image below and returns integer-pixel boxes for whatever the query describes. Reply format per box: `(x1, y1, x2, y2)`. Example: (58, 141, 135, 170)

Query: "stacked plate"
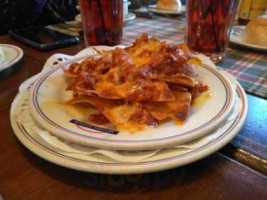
(230, 26, 267, 52)
(10, 46, 247, 174)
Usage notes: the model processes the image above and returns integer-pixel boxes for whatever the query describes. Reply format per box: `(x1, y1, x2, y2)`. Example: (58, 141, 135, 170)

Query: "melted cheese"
(63, 33, 208, 132)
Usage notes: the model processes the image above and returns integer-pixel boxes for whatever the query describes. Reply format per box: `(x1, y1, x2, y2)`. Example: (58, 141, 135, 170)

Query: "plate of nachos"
(28, 34, 236, 150)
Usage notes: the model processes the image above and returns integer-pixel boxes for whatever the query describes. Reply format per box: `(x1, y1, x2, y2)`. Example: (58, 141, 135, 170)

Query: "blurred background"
(0, 0, 266, 35)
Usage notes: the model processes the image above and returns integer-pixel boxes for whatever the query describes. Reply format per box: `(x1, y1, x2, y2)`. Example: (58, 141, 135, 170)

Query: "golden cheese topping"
(64, 33, 208, 132)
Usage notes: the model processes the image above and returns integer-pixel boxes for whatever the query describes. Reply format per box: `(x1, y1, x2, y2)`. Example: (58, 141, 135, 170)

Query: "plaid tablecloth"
(122, 17, 267, 99)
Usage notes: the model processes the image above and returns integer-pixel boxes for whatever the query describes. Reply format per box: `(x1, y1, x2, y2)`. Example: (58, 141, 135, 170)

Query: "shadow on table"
(19, 143, 225, 193)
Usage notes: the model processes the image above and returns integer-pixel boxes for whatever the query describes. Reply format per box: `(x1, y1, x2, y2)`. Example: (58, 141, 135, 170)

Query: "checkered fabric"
(122, 17, 267, 99)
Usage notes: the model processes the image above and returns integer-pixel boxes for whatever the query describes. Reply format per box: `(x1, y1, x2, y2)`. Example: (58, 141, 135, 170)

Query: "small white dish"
(230, 26, 267, 52)
(28, 46, 236, 151)
(147, 4, 185, 15)
(0, 44, 23, 73)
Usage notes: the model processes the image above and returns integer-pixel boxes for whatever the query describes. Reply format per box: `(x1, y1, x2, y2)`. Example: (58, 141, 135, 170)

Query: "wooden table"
(0, 35, 267, 200)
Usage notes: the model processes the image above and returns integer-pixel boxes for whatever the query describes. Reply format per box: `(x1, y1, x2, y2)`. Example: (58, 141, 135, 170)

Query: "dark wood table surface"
(0, 35, 267, 200)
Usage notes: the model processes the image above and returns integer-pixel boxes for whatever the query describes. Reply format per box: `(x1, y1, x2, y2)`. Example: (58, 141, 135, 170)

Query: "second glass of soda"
(185, 0, 239, 63)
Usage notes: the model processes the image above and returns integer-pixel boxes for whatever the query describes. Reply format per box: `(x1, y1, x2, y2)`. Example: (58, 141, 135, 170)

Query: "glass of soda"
(185, 0, 239, 63)
(79, 0, 123, 46)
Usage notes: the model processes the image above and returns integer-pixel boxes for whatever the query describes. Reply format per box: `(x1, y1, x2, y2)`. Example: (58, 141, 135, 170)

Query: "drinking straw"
(96, 0, 108, 44)
(111, 0, 117, 44)
(200, 0, 206, 18)
(200, 0, 220, 52)
(210, 8, 220, 52)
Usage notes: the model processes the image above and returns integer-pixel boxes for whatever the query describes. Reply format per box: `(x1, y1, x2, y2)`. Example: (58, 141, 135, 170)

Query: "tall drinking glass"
(79, 0, 123, 46)
(185, 0, 239, 63)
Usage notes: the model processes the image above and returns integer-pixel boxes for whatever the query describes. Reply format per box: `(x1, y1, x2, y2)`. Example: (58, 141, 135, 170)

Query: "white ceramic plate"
(124, 12, 136, 23)
(147, 5, 185, 15)
(230, 26, 267, 52)
(28, 47, 236, 151)
(11, 83, 247, 174)
(0, 44, 23, 73)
